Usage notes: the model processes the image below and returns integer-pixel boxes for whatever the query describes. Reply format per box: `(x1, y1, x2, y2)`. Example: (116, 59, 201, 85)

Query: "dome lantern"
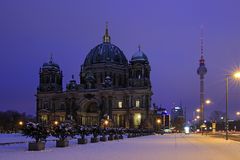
(131, 45, 149, 63)
(103, 22, 111, 43)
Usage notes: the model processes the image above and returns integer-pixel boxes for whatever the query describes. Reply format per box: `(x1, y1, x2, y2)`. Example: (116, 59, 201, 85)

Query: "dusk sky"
(1, 0, 240, 120)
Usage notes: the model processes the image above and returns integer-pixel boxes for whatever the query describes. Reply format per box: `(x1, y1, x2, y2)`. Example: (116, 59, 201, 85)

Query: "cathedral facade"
(36, 26, 153, 128)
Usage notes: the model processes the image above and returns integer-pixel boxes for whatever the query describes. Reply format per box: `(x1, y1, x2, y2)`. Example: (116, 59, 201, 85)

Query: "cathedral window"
(113, 73, 116, 85)
(46, 76, 50, 83)
(119, 75, 122, 86)
(43, 102, 49, 109)
(135, 100, 140, 107)
(136, 70, 142, 79)
(138, 74, 141, 79)
(118, 101, 123, 108)
(41, 115, 48, 122)
(59, 116, 65, 122)
(100, 72, 103, 83)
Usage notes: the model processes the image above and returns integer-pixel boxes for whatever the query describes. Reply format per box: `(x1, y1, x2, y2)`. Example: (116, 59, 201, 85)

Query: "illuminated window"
(41, 115, 48, 122)
(136, 100, 140, 107)
(118, 101, 123, 108)
(59, 116, 65, 122)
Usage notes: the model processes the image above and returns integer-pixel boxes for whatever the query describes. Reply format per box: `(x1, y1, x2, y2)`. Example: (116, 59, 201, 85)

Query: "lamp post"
(225, 76, 229, 140)
(156, 118, 161, 133)
(225, 70, 240, 140)
(104, 120, 109, 127)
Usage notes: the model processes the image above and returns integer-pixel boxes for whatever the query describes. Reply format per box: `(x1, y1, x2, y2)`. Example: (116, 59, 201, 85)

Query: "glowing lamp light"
(156, 119, 161, 124)
(18, 121, 23, 126)
(104, 120, 109, 126)
(196, 116, 200, 119)
(196, 108, 201, 113)
(184, 126, 190, 134)
(233, 72, 240, 79)
(205, 99, 211, 104)
(236, 112, 240, 116)
(54, 121, 59, 125)
(137, 114, 141, 119)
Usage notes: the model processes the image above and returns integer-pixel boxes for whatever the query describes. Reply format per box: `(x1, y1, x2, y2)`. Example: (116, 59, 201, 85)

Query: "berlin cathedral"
(36, 25, 153, 128)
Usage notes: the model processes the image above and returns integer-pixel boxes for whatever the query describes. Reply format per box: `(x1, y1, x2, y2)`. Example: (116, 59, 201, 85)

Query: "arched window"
(136, 70, 142, 79)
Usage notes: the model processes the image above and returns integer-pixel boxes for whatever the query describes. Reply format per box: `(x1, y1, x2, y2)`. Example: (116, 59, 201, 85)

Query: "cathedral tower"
(38, 56, 63, 92)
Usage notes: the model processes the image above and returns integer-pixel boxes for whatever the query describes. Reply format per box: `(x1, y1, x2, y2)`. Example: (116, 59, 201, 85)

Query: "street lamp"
(54, 120, 59, 125)
(205, 99, 211, 105)
(196, 108, 201, 113)
(156, 118, 161, 134)
(18, 121, 23, 126)
(225, 70, 240, 140)
(236, 112, 240, 116)
(104, 120, 109, 126)
(156, 119, 161, 124)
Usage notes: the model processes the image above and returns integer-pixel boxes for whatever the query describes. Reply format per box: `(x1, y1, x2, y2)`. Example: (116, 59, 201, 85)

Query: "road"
(1, 134, 240, 160)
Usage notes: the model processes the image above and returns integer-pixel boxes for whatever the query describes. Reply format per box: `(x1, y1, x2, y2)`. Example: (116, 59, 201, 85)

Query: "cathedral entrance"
(133, 113, 141, 128)
(80, 102, 99, 126)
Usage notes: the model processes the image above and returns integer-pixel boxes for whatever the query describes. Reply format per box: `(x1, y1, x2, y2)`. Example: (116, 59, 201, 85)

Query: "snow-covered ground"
(1, 134, 240, 160)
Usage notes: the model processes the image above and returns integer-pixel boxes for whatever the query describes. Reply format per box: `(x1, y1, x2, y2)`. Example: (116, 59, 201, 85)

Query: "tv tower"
(197, 26, 207, 125)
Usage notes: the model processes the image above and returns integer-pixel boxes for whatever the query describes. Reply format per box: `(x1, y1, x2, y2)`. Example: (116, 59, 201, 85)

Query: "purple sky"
(0, 0, 240, 120)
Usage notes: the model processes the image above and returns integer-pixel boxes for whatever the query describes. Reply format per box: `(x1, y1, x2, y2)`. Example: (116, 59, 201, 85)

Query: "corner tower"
(129, 45, 151, 88)
(38, 55, 63, 92)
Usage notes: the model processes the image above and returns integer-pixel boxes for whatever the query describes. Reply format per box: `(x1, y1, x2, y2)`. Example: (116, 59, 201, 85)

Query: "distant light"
(18, 121, 23, 126)
(184, 126, 190, 134)
(196, 108, 200, 113)
(196, 116, 200, 119)
(205, 99, 211, 104)
(201, 124, 206, 128)
(156, 119, 161, 124)
(221, 117, 224, 120)
(104, 120, 109, 126)
(204, 120, 207, 123)
(175, 107, 180, 109)
(138, 114, 141, 119)
(54, 121, 59, 125)
(236, 112, 240, 116)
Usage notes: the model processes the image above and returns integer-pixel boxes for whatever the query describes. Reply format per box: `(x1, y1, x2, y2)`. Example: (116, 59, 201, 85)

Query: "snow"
(1, 134, 240, 160)
(0, 133, 32, 143)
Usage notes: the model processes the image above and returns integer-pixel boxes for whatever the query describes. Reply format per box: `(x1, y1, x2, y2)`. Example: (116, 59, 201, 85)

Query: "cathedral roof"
(131, 46, 149, 63)
(83, 24, 128, 66)
(42, 56, 60, 70)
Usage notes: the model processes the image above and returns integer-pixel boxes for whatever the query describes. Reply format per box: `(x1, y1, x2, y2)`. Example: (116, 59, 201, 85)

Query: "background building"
(36, 26, 153, 128)
(171, 104, 185, 132)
